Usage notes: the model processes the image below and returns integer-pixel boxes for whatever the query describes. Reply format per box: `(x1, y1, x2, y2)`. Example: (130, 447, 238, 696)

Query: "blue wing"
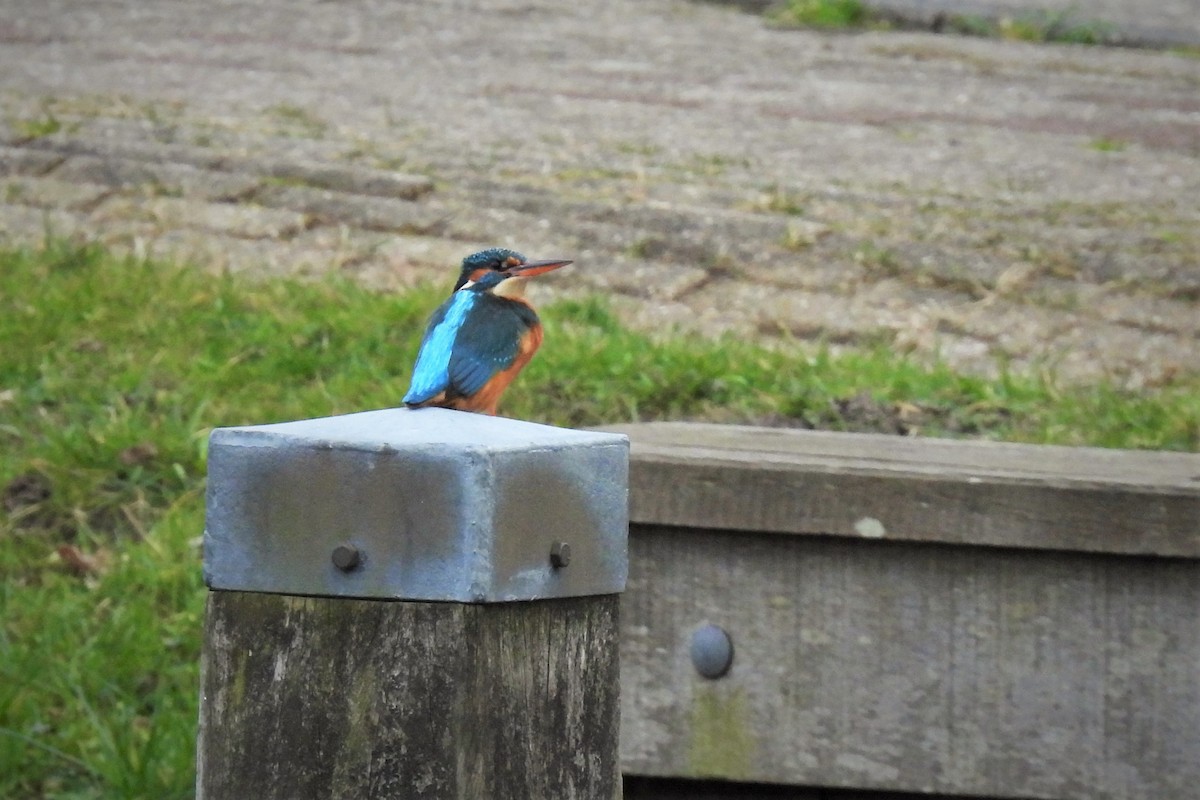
(445, 296, 535, 397)
(403, 292, 477, 405)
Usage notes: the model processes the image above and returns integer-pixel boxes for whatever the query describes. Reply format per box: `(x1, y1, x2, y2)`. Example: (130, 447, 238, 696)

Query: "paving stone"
(603, 292, 752, 339)
(1040, 324, 1199, 389)
(351, 234, 546, 290)
(235, 157, 434, 200)
(1088, 292, 1200, 337)
(371, 234, 492, 273)
(91, 196, 308, 239)
(744, 257, 871, 294)
(935, 299, 1076, 361)
(341, 255, 446, 291)
(0, 146, 66, 177)
(573, 257, 710, 302)
(253, 185, 445, 234)
(413, 200, 564, 251)
(53, 155, 260, 201)
(448, 185, 793, 268)
(292, 230, 486, 289)
(0, 204, 85, 243)
(23, 134, 226, 170)
(137, 230, 333, 277)
(2, 176, 112, 211)
(720, 283, 914, 341)
(128, 226, 422, 283)
(373, 234, 599, 295)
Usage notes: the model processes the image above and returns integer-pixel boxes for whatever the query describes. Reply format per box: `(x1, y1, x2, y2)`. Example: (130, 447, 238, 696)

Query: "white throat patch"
(492, 276, 528, 299)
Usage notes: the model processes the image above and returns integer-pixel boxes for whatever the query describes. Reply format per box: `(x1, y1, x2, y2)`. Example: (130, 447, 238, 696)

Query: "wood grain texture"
(619, 525, 1200, 800)
(598, 423, 1200, 557)
(198, 591, 621, 800)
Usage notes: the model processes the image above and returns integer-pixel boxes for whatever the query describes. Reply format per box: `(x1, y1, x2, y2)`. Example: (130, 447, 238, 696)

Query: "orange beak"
(507, 259, 572, 278)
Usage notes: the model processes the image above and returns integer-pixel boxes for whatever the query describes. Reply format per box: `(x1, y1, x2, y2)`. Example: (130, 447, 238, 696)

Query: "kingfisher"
(403, 248, 572, 415)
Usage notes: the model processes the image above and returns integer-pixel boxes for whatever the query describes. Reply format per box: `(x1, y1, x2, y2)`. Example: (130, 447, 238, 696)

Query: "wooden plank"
(619, 526, 1200, 800)
(198, 591, 621, 800)
(598, 423, 1200, 557)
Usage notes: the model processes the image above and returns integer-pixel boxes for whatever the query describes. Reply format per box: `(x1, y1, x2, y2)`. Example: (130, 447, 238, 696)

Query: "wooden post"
(196, 409, 628, 800)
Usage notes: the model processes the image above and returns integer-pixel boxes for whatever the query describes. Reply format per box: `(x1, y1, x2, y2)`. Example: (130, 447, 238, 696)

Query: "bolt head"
(332, 543, 361, 572)
(549, 541, 571, 569)
(690, 624, 734, 679)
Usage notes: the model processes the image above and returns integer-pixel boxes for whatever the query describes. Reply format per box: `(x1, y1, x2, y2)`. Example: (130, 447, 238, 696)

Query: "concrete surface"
(1, 0, 1197, 387)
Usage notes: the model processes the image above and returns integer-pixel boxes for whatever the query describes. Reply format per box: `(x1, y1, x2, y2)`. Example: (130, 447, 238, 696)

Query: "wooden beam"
(599, 423, 1200, 557)
(607, 423, 1200, 799)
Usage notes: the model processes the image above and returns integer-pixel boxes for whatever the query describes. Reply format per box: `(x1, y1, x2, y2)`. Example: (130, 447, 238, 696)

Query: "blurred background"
(2, 0, 1198, 386)
(1, 0, 1197, 797)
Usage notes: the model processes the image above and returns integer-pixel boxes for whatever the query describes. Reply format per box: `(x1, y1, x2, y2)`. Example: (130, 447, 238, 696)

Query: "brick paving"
(0, 0, 1197, 387)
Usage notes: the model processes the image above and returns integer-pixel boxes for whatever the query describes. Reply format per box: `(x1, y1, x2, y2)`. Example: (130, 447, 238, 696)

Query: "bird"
(403, 248, 572, 415)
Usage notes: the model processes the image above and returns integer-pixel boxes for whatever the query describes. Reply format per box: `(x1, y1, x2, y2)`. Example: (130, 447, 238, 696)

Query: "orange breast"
(449, 323, 544, 415)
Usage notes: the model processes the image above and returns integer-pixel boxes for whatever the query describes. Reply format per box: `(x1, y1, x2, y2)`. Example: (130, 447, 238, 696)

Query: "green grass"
(1, 240, 1197, 797)
(944, 10, 1118, 44)
(771, 0, 875, 29)
(1088, 136, 1128, 152)
(768, 0, 1118, 45)
(749, 184, 808, 216)
(13, 112, 63, 140)
(1, 502, 202, 800)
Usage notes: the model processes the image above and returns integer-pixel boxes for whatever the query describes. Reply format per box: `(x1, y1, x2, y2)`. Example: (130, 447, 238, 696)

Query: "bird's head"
(454, 248, 572, 297)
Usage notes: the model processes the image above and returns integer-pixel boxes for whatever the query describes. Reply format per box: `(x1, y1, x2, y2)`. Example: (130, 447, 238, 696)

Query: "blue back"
(403, 291, 478, 405)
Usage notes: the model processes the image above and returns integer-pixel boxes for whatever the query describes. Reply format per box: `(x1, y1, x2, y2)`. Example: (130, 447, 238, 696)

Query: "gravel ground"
(1, 0, 1197, 387)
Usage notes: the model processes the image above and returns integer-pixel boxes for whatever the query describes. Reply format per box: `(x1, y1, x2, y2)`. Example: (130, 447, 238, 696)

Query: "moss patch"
(688, 686, 756, 778)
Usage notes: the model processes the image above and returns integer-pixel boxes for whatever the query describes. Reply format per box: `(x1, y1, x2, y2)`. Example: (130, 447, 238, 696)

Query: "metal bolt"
(331, 543, 361, 572)
(690, 624, 734, 679)
(549, 541, 571, 569)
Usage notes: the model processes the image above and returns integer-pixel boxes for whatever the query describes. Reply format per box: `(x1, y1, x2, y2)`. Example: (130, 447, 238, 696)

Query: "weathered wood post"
(196, 408, 628, 799)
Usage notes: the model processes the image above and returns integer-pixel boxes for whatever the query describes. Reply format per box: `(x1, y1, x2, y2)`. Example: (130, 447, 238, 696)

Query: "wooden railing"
(609, 422, 1199, 800)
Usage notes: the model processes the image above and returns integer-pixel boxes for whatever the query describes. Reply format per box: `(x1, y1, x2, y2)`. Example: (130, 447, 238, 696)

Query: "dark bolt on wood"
(689, 624, 734, 680)
(550, 540, 572, 568)
(330, 543, 360, 572)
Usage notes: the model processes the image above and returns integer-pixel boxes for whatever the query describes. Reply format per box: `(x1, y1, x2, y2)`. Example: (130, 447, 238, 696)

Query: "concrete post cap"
(204, 408, 629, 602)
